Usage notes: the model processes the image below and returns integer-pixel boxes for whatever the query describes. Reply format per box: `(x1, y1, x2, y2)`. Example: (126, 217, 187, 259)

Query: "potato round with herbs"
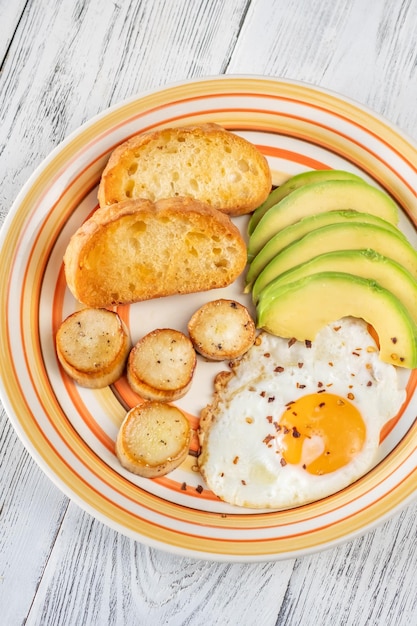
(116, 401, 191, 478)
(188, 299, 256, 360)
(127, 328, 196, 401)
(56, 308, 130, 388)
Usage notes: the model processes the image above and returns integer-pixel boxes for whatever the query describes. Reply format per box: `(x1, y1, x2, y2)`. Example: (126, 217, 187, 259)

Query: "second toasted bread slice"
(97, 123, 271, 216)
(64, 196, 247, 307)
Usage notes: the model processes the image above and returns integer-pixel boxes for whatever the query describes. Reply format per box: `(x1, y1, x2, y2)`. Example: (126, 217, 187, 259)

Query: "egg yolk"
(278, 393, 366, 475)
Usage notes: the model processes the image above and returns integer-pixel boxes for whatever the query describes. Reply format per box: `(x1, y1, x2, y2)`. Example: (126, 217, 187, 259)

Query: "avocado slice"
(255, 249, 417, 325)
(248, 179, 399, 260)
(248, 169, 364, 235)
(251, 222, 417, 301)
(245, 210, 404, 291)
(257, 272, 417, 368)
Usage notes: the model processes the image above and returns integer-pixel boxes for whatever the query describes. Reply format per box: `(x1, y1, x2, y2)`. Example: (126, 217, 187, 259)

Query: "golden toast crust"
(63, 196, 247, 307)
(97, 123, 271, 216)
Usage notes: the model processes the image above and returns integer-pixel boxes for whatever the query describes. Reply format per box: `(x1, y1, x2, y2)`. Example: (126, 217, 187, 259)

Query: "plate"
(1, 76, 417, 562)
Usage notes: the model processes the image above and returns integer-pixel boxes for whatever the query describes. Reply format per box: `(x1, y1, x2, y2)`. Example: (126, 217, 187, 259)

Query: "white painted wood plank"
(0, 413, 69, 626)
(25, 504, 294, 626)
(278, 505, 417, 625)
(228, 0, 417, 141)
(0, 0, 249, 221)
(0, 0, 27, 61)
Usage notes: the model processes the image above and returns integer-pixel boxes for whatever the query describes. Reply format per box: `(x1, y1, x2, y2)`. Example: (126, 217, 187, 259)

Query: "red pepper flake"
(260, 390, 266, 397)
(317, 381, 323, 388)
(318, 389, 326, 393)
(233, 456, 239, 464)
(298, 362, 304, 368)
(296, 382, 306, 389)
(196, 485, 204, 494)
(288, 337, 297, 347)
(263, 434, 275, 445)
(280, 457, 287, 466)
(275, 366, 285, 372)
(391, 337, 398, 344)
(328, 362, 334, 367)
(274, 422, 281, 431)
(352, 351, 360, 357)
(264, 352, 271, 358)
(333, 325, 341, 331)
(241, 480, 247, 485)
(268, 396, 275, 403)
(347, 392, 355, 400)
(292, 411, 298, 416)
(305, 339, 312, 348)
(367, 381, 373, 387)
(181, 482, 187, 491)
(283, 426, 290, 434)
(302, 464, 307, 470)
(266, 415, 273, 423)
(292, 427, 301, 438)
(319, 402, 326, 408)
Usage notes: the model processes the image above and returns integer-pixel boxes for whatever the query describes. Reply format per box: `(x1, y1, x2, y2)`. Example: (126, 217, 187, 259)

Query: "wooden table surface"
(1, 1, 417, 624)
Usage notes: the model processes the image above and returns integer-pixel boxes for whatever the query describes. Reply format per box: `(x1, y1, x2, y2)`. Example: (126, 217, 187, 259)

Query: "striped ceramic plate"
(1, 76, 417, 561)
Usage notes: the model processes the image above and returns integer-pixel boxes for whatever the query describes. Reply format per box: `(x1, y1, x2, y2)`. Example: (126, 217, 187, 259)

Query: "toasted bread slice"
(56, 308, 130, 388)
(188, 299, 256, 361)
(116, 401, 191, 477)
(63, 197, 247, 307)
(127, 329, 196, 401)
(97, 123, 271, 216)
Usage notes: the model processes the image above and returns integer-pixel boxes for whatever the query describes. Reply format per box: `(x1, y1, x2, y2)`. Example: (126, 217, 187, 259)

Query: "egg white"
(198, 317, 406, 509)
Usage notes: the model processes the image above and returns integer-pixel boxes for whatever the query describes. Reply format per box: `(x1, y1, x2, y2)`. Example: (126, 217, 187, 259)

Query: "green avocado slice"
(248, 169, 364, 235)
(256, 271, 417, 368)
(255, 250, 417, 326)
(245, 210, 404, 291)
(251, 222, 417, 302)
(248, 179, 399, 260)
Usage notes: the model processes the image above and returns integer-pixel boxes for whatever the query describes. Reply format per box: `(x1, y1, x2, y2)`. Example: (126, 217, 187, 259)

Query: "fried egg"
(198, 317, 406, 509)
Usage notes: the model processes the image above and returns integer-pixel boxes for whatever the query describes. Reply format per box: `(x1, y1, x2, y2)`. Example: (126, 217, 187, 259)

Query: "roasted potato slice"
(56, 308, 130, 388)
(127, 328, 196, 401)
(116, 401, 191, 477)
(188, 299, 256, 360)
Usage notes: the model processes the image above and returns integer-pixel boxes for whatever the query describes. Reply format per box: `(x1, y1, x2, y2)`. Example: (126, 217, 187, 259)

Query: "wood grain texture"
(0, 412, 69, 626)
(1, 0, 417, 624)
(277, 504, 417, 625)
(228, 0, 417, 141)
(26, 504, 294, 626)
(0, 0, 249, 222)
(0, 0, 27, 61)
